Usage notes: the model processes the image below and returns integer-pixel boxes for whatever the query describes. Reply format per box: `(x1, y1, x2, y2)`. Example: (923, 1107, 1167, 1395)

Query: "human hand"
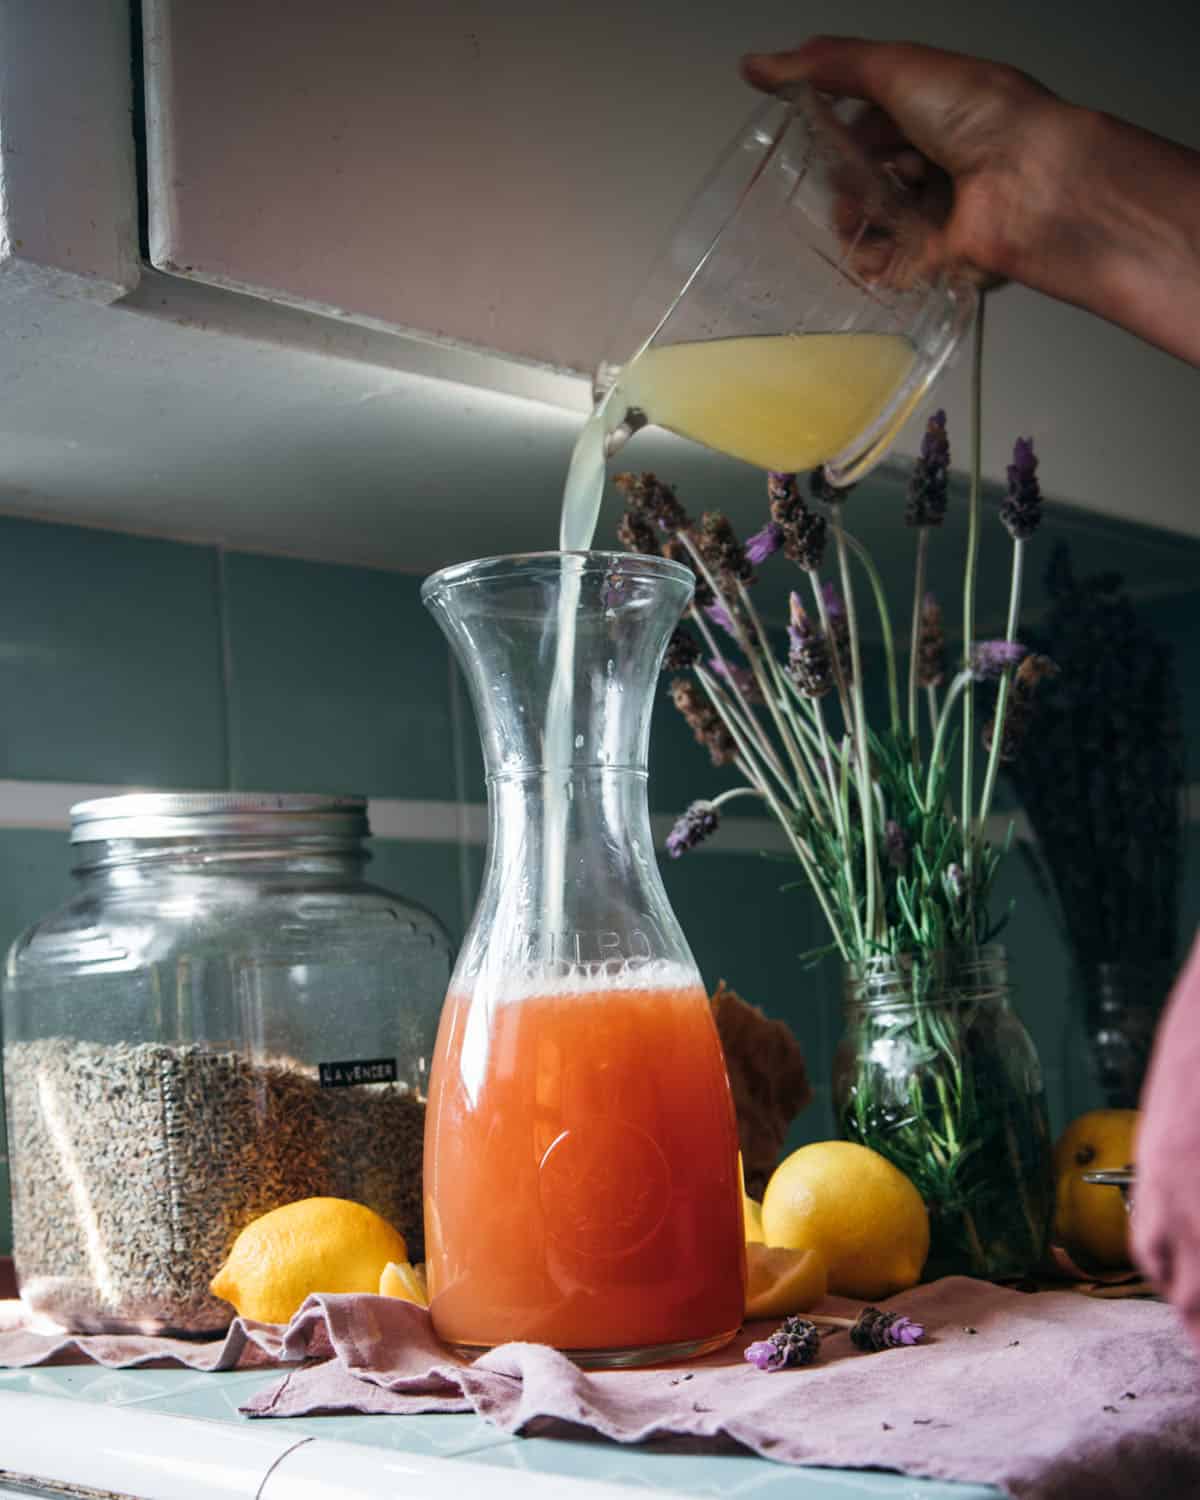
(741, 38, 1072, 293)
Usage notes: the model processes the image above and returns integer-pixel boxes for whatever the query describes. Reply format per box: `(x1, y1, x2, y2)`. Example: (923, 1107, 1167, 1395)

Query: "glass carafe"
(421, 551, 745, 1367)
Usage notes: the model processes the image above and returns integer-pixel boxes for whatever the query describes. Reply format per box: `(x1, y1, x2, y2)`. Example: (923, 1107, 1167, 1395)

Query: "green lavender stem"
(908, 528, 930, 753)
(976, 538, 1027, 837)
(688, 606, 799, 808)
(961, 297, 986, 931)
(839, 529, 901, 736)
(832, 512, 880, 948)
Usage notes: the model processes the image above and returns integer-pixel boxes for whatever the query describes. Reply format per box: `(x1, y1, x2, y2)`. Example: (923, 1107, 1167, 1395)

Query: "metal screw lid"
(68, 793, 370, 844)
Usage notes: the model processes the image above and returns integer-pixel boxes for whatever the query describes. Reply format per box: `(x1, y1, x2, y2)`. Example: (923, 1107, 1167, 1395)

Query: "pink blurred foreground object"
(1, 1278, 1197, 1499)
(1134, 929, 1200, 1351)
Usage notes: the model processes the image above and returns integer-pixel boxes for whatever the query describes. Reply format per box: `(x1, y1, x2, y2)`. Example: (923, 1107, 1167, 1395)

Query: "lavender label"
(318, 1057, 398, 1088)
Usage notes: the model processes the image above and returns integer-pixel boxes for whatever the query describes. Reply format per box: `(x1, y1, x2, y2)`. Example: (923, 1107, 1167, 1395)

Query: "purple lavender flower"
(744, 1316, 821, 1371)
(809, 467, 855, 506)
(970, 640, 1028, 681)
(885, 820, 909, 870)
(613, 471, 690, 535)
(704, 599, 738, 636)
(917, 593, 947, 689)
(905, 409, 951, 528)
(767, 472, 826, 571)
(708, 656, 761, 703)
(745, 521, 784, 564)
(849, 1307, 926, 1352)
(822, 581, 853, 687)
(662, 627, 700, 674)
(787, 596, 834, 699)
(666, 800, 720, 858)
(767, 471, 799, 506)
(1000, 436, 1042, 540)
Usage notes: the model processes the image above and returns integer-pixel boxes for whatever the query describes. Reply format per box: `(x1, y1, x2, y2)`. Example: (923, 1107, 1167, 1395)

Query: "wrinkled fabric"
(238, 1279, 1197, 1500)
(1134, 928, 1200, 1352)
(3, 1278, 1197, 1499)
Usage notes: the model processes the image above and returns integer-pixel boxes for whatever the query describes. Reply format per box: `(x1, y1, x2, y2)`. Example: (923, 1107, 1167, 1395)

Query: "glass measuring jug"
(421, 552, 745, 1367)
(562, 84, 976, 551)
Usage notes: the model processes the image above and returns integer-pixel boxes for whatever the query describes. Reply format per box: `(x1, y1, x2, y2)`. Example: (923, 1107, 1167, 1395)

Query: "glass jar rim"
(844, 944, 1010, 1005)
(69, 793, 369, 845)
(420, 550, 694, 606)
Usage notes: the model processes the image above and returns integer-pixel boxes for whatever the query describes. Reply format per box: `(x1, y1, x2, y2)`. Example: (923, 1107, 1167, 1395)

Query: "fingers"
(740, 36, 927, 105)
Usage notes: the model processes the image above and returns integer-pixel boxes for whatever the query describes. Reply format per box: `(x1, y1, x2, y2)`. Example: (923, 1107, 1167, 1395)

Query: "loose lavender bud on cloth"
(666, 801, 720, 858)
(745, 1316, 821, 1371)
(1000, 437, 1043, 540)
(905, 409, 951, 527)
(849, 1306, 926, 1351)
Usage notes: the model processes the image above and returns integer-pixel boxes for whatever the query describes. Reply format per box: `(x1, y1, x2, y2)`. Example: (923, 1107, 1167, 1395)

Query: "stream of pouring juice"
(561, 330, 915, 553)
(425, 973, 745, 1354)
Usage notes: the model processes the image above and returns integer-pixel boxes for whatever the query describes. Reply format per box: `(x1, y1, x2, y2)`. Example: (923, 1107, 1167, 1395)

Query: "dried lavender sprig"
(745, 1316, 821, 1371)
(982, 654, 1059, 762)
(787, 597, 835, 699)
(617, 510, 660, 556)
(670, 677, 737, 767)
(665, 787, 763, 858)
(746, 521, 784, 564)
(1000, 437, 1043, 541)
(970, 640, 1028, 681)
(662, 627, 700, 674)
(666, 801, 720, 858)
(905, 409, 950, 528)
(816, 1307, 927, 1350)
(917, 594, 947, 689)
(613, 471, 690, 535)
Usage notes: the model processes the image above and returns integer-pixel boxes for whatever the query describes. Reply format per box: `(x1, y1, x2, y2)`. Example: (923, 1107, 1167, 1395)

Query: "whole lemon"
(1053, 1109, 1138, 1270)
(210, 1197, 409, 1324)
(762, 1141, 929, 1300)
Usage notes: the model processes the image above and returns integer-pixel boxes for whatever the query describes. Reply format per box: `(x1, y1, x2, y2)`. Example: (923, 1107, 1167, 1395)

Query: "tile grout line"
(0, 782, 1197, 850)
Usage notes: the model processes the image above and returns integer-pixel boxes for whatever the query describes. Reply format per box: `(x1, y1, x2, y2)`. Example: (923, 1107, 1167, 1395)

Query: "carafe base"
(442, 1325, 741, 1370)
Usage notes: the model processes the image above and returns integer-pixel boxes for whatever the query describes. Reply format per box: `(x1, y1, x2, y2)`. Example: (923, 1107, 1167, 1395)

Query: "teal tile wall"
(0, 512, 1194, 1265)
(223, 551, 457, 800)
(0, 517, 227, 787)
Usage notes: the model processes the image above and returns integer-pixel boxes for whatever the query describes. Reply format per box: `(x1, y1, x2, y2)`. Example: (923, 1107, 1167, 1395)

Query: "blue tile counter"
(0, 1362, 1003, 1499)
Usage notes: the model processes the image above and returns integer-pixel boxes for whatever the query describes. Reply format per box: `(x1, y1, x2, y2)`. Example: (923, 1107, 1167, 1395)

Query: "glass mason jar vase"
(832, 946, 1054, 1282)
(2, 794, 450, 1335)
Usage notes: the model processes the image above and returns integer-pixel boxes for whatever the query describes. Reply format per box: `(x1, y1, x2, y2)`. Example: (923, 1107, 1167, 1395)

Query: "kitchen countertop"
(0, 1360, 1004, 1500)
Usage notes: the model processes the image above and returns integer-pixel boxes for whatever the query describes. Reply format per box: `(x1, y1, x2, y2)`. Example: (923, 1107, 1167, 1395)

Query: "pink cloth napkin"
(3, 1278, 1198, 1499)
(1135, 928, 1200, 1352)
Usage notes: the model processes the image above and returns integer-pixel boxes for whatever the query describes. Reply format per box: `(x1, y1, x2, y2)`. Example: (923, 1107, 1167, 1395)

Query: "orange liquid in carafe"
(424, 977, 746, 1355)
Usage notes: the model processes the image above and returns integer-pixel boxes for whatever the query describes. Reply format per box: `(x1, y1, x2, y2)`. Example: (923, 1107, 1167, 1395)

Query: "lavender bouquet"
(616, 321, 1058, 1277)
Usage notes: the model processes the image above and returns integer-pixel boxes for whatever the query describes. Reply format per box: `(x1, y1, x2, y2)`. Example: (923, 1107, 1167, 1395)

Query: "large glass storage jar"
(2, 793, 450, 1336)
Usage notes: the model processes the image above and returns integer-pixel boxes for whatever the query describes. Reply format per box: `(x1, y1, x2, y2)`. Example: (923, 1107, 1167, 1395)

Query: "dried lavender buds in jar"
(5, 1038, 425, 1335)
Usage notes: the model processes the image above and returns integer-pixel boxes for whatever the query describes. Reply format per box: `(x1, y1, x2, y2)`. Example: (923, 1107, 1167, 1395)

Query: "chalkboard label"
(318, 1057, 399, 1088)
